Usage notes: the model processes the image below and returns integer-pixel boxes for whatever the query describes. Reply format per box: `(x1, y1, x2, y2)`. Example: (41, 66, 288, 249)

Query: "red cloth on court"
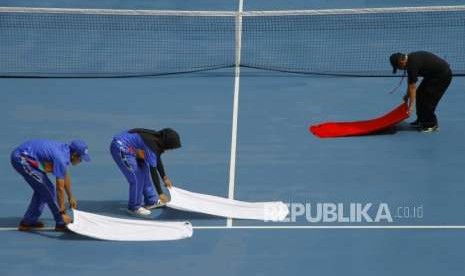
(309, 103, 409, 138)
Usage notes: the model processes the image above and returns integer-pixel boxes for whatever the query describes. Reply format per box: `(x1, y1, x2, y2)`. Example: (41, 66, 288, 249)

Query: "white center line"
(227, 0, 245, 228)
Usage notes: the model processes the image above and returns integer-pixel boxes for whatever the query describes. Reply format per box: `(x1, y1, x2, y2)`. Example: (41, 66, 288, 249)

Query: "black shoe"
(410, 119, 421, 128)
(420, 124, 439, 133)
(55, 224, 70, 232)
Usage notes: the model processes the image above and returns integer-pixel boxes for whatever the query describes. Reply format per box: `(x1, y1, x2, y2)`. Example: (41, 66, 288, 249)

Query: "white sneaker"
(420, 124, 439, 133)
(127, 207, 151, 217)
(144, 200, 166, 210)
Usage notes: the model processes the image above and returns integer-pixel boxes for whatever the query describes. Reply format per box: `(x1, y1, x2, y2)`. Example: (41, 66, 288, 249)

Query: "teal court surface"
(1, 1, 465, 275)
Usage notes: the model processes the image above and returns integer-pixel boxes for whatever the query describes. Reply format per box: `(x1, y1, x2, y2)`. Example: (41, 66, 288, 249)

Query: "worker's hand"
(62, 213, 72, 224)
(159, 193, 170, 204)
(136, 149, 145, 160)
(43, 162, 53, 173)
(408, 105, 415, 115)
(68, 196, 78, 209)
(403, 93, 409, 103)
(163, 176, 173, 188)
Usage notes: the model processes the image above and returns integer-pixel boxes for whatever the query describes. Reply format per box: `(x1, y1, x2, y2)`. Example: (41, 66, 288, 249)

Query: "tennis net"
(0, 6, 464, 77)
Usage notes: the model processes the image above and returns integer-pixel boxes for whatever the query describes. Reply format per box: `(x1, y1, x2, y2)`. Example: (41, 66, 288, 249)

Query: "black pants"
(416, 69, 452, 127)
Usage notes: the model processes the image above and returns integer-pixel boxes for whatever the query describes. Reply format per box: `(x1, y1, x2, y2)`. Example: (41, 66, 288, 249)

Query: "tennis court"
(1, 0, 465, 275)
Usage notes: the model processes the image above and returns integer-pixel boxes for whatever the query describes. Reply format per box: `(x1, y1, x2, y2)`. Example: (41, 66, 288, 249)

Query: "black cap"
(159, 128, 181, 150)
(389, 53, 404, 74)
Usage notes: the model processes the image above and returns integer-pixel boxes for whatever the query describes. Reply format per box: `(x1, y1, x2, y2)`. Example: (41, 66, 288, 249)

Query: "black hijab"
(128, 128, 181, 155)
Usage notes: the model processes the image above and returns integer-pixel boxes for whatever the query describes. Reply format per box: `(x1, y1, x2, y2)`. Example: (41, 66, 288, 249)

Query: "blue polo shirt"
(16, 139, 70, 179)
(114, 131, 158, 167)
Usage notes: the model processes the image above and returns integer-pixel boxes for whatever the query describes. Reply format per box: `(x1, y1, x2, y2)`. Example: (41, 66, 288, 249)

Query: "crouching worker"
(11, 139, 90, 231)
(110, 128, 181, 217)
(390, 51, 452, 132)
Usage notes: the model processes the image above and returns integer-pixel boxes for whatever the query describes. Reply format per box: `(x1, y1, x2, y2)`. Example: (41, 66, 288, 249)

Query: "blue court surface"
(1, 1, 465, 276)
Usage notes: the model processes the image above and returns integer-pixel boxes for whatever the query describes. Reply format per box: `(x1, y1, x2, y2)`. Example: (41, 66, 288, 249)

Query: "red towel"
(309, 103, 409, 138)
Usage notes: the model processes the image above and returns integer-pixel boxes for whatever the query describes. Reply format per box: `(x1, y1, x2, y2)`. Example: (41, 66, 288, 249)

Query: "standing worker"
(390, 51, 452, 132)
(11, 139, 90, 231)
(110, 128, 181, 217)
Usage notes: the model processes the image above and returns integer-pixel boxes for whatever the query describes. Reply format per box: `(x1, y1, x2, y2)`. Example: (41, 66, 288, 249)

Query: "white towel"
(67, 209, 193, 241)
(167, 187, 289, 221)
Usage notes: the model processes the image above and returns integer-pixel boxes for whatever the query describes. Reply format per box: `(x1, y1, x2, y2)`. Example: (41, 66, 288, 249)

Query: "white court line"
(2, 225, 465, 232)
(0, 227, 20, 231)
(194, 225, 465, 230)
(226, 0, 244, 228)
(0, 227, 55, 231)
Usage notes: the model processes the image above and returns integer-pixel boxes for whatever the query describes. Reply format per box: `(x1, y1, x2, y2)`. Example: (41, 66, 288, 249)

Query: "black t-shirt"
(407, 51, 450, 84)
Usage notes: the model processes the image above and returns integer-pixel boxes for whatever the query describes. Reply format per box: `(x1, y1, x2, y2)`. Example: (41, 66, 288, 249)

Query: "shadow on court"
(0, 217, 95, 240)
(366, 123, 419, 136)
(153, 207, 220, 221)
(78, 200, 128, 217)
(26, 230, 98, 241)
(0, 201, 221, 231)
(78, 200, 221, 222)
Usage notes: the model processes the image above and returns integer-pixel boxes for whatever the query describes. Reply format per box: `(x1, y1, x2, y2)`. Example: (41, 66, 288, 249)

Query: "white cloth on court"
(167, 186, 289, 221)
(67, 209, 193, 241)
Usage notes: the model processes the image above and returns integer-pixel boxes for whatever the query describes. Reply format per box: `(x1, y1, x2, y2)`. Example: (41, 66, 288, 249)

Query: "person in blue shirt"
(110, 128, 181, 217)
(10, 139, 91, 231)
